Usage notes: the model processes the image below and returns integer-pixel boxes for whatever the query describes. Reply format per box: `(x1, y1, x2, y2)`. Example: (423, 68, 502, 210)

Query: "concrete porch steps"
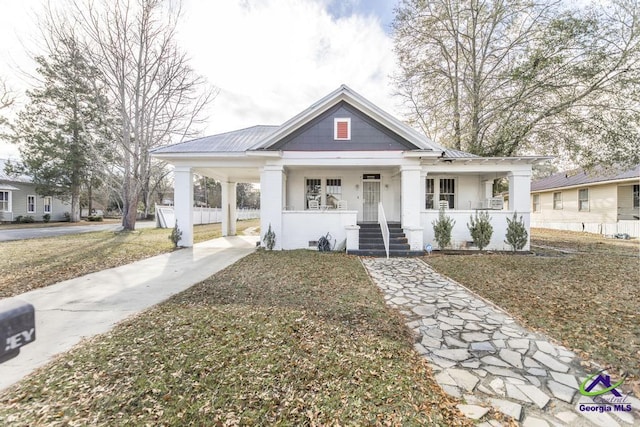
(348, 222, 424, 257)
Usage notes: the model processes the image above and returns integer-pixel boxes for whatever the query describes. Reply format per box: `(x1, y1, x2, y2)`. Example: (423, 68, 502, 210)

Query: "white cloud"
(180, 0, 399, 136)
(0, 0, 400, 157)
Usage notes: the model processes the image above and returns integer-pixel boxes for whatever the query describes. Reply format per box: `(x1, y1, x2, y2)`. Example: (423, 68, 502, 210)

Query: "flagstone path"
(361, 258, 640, 427)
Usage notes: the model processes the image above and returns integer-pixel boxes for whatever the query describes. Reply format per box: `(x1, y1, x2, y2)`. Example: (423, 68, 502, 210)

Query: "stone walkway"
(361, 258, 640, 427)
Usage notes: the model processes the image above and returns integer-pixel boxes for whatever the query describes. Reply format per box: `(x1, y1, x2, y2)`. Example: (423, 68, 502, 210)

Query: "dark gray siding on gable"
(268, 101, 418, 151)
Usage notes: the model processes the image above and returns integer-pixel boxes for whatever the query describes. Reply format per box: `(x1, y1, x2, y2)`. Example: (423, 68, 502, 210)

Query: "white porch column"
(508, 171, 531, 214)
(220, 181, 237, 236)
(173, 166, 194, 247)
(401, 165, 424, 251)
(221, 181, 237, 237)
(260, 165, 284, 250)
(509, 171, 532, 250)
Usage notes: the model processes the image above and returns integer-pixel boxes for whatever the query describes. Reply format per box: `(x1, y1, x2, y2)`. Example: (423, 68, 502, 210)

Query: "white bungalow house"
(151, 85, 546, 254)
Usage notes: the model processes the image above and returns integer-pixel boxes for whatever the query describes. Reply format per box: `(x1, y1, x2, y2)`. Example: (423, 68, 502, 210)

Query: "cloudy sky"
(0, 0, 401, 159)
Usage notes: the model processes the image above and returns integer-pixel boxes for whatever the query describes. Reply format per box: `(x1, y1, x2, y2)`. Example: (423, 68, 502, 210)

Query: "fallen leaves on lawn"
(425, 228, 640, 392)
(0, 251, 477, 426)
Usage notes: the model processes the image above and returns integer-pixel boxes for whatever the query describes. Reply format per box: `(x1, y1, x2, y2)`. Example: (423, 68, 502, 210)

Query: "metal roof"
(531, 164, 640, 191)
(442, 149, 479, 158)
(0, 159, 32, 184)
(151, 125, 279, 154)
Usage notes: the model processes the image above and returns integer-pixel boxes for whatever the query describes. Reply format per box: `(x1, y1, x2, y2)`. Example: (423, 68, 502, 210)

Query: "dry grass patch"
(0, 251, 471, 426)
(0, 219, 259, 297)
(424, 228, 640, 383)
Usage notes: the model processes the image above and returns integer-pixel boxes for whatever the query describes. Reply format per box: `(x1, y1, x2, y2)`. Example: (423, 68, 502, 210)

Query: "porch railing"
(378, 202, 389, 259)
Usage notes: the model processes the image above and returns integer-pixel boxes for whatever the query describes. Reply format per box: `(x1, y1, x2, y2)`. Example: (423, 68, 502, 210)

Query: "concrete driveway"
(0, 221, 157, 242)
(0, 234, 258, 391)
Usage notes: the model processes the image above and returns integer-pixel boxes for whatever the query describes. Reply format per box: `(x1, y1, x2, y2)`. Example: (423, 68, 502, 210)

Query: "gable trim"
(250, 85, 443, 152)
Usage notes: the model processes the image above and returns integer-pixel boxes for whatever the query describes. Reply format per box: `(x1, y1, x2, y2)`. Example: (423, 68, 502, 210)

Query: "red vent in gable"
(336, 121, 349, 139)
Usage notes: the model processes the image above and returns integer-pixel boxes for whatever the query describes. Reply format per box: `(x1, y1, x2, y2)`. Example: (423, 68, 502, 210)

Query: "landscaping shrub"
(14, 215, 22, 223)
(505, 211, 528, 251)
(432, 207, 455, 249)
(43, 213, 51, 223)
(21, 216, 35, 223)
(263, 223, 276, 250)
(87, 215, 103, 222)
(169, 221, 182, 248)
(467, 210, 493, 250)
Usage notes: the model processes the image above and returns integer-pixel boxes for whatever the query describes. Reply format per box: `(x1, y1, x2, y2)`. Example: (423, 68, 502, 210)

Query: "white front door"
(363, 181, 380, 222)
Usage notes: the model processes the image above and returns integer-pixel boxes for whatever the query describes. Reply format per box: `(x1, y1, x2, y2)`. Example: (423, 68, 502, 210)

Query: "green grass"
(0, 251, 471, 426)
(0, 219, 260, 298)
(424, 228, 640, 381)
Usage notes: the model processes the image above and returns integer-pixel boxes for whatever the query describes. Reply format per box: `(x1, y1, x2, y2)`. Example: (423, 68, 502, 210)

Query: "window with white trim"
(326, 178, 342, 207)
(44, 196, 52, 213)
(532, 194, 540, 212)
(334, 118, 351, 140)
(27, 195, 36, 213)
(634, 184, 639, 209)
(578, 188, 589, 211)
(305, 178, 322, 209)
(439, 178, 455, 209)
(425, 178, 435, 209)
(0, 191, 9, 212)
(553, 192, 562, 210)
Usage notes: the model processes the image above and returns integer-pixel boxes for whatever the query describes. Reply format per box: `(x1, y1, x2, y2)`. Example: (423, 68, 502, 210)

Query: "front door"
(363, 181, 380, 222)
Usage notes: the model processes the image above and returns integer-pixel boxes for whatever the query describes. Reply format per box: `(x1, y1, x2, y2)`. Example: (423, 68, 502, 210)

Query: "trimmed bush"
(467, 210, 493, 251)
(87, 215, 104, 222)
(169, 221, 183, 248)
(432, 207, 455, 250)
(505, 211, 528, 251)
(263, 223, 276, 250)
(43, 213, 51, 223)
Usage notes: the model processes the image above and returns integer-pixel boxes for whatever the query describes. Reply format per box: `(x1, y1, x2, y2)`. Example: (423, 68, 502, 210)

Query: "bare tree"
(70, 0, 216, 229)
(0, 77, 15, 128)
(394, 0, 640, 167)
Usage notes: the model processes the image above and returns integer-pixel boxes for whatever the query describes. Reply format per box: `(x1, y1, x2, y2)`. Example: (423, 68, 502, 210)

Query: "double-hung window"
(305, 179, 322, 209)
(532, 194, 540, 212)
(44, 196, 52, 213)
(578, 189, 589, 211)
(634, 184, 639, 209)
(27, 195, 36, 213)
(439, 178, 455, 209)
(553, 192, 562, 210)
(0, 191, 9, 212)
(425, 178, 435, 209)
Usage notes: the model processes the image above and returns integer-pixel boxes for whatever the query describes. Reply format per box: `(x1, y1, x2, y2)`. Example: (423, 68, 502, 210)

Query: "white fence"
(155, 205, 260, 228)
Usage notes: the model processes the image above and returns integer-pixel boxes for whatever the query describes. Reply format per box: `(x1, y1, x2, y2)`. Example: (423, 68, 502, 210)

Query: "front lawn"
(424, 228, 640, 383)
(0, 251, 472, 426)
(0, 219, 259, 298)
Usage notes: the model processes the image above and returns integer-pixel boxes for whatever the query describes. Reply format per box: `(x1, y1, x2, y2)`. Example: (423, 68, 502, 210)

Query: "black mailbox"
(0, 298, 36, 363)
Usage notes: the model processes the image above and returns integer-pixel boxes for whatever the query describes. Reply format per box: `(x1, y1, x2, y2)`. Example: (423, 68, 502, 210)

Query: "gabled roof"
(152, 85, 450, 156)
(0, 159, 32, 184)
(251, 84, 444, 152)
(531, 164, 640, 192)
(151, 126, 278, 154)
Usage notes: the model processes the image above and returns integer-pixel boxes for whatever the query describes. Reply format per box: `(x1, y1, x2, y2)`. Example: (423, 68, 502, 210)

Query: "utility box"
(0, 299, 36, 363)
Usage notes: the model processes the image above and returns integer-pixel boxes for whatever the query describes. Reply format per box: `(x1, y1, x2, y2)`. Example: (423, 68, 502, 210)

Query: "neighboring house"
(151, 85, 547, 254)
(531, 165, 640, 237)
(0, 159, 71, 222)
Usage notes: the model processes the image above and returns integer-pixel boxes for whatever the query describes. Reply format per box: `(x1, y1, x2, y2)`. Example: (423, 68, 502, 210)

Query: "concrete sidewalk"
(0, 235, 259, 392)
